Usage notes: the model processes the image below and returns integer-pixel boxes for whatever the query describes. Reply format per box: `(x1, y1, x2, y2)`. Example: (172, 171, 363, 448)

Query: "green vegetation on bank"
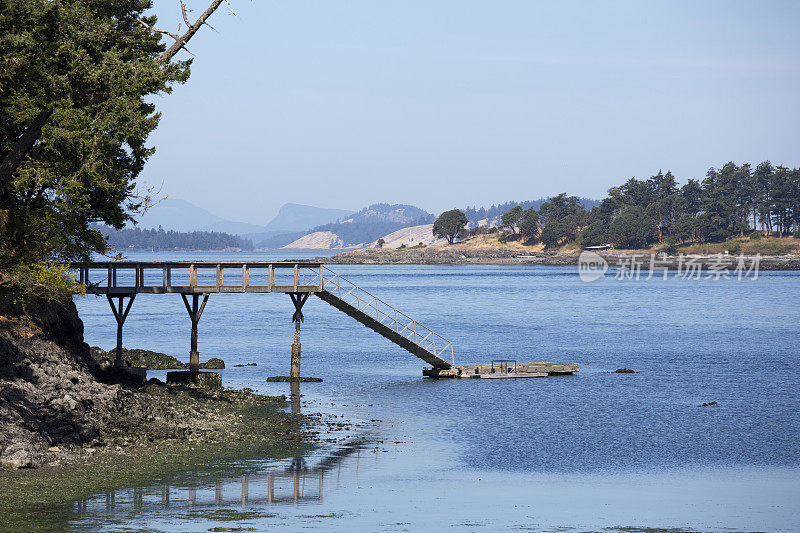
(463, 198, 599, 225)
(433, 209, 469, 244)
(435, 161, 800, 250)
(0, 0, 222, 296)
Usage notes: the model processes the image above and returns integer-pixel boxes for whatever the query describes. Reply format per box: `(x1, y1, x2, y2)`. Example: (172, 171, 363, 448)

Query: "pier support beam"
(106, 294, 135, 367)
(181, 293, 209, 373)
(289, 292, 308, 378)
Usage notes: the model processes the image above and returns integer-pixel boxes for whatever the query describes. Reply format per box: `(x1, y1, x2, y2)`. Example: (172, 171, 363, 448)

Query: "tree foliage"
(500, 205, 522, 234)
(433, 209, 468, 244)
(484, 161, 798, 251)
(518, 207, 540, 243)
(100, 225, 253, 251)
(578, 162, 799, 249)
(0, 0, 219, 272)
(608, 206, 658, 249)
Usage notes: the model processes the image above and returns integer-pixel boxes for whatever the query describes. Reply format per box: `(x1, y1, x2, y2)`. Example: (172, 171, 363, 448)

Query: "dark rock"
(614, 368, 636, 373)
(0, 293, 235, 469)
(234, 362, 257, 367)
(0, 441, 41, 469)
(200, 357, 225, 369)
(266, 376, 323, 382)
(166, 371, 222, 388)
(90, 346, 188, 370)
(701, 401, 718, 407)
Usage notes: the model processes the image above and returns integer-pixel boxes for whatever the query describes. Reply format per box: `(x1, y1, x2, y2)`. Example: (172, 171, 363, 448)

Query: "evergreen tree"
(0, 0, 221, 271)
(500, 205, 523, 235)
(433, 209, 468, 244)
(518, 207, 540, 243)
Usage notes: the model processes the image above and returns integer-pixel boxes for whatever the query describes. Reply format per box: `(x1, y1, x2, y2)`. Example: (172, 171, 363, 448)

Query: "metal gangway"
(74, 262, 454, 370)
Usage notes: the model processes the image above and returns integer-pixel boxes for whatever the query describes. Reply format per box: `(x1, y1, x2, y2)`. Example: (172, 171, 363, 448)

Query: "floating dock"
(423, 361, 578, 379)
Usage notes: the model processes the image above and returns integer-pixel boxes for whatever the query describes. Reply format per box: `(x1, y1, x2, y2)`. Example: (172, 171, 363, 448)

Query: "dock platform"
(423, 361, 578, 379)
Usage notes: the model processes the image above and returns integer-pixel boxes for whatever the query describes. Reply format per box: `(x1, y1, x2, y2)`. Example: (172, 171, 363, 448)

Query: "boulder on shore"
(90, 347, 225, 370)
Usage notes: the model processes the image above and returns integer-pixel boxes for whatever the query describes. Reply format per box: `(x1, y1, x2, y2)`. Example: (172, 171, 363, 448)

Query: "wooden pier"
(74, 261, 579, 380)
(74, 261, 455, 376)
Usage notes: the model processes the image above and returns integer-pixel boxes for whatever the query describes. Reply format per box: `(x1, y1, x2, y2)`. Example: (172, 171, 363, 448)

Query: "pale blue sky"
(141, 1, 800, 225)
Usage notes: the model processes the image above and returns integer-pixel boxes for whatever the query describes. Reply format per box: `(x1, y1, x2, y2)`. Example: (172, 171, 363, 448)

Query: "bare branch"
(223, 0, 238, 18)
(180, 0, 192, 27)
(156, 0, 227, 63)
(137, 18, 180, 41)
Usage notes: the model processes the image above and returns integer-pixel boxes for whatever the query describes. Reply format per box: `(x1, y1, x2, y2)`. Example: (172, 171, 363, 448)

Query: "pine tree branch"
(0, 1, 230, 191)
(0, 107, 53, 194)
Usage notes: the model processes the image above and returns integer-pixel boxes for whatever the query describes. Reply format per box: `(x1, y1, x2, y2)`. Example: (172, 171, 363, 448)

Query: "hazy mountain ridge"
(127, 198, 602, 250)
(306, 204, 436, 246)
(263, 203, 354, 232)
(130, 199, 354, 247)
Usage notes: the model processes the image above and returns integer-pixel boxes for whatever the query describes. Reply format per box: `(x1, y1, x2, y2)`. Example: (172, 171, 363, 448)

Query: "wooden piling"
(181, 293, 209, 374)
(268, 474, 274, 503)
(291, 321, 301, 378)
(106, 294, 135, 367)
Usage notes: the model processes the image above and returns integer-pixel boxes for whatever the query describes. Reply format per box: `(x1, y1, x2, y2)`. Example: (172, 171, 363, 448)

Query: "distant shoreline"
(324, 248, 800, 270)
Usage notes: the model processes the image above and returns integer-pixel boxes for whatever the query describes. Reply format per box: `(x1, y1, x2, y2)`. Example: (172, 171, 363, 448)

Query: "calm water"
(63, 251, 799, 532)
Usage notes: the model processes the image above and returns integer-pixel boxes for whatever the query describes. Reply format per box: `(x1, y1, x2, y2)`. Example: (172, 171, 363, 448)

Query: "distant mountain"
(302, 203, 436, 246)
(263, 203, 354, 233)
(341, 203, 431, 224)
(131, 199, 354, 245)
(133, 199, 236, 232)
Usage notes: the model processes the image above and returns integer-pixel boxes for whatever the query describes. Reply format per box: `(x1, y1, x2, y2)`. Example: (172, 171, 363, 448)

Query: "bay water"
(64, 251, 799, 532)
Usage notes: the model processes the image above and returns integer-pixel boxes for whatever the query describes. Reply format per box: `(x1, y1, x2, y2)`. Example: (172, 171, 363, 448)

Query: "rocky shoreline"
(0, 292, 365, 530)
(323, 246, 800, 270)
(0, 295, 310, 471)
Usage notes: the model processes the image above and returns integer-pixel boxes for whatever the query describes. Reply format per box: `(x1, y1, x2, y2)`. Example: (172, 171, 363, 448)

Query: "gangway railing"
(312, 266, 455, 367)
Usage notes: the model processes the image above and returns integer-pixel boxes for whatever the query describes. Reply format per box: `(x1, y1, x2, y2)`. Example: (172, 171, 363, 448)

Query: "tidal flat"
(0, 383, 326, 532)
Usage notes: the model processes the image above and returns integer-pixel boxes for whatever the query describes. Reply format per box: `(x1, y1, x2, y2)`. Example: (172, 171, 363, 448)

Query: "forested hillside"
(98, 226, 254, 252)
(481, 161, 800, 249)
(464, 198, 599, 224)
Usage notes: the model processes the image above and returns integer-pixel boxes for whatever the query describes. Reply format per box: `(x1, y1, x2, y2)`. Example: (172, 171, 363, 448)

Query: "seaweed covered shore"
(0, 292, 333, 528)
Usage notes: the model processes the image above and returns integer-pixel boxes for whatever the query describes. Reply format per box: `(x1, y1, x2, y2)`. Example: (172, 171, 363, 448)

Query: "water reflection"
(69, 382, 377, 529)
(72, 437, 371, 520)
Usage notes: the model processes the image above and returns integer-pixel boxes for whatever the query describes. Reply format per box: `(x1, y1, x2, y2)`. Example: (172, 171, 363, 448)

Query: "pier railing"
(74, 261, 324, 294)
